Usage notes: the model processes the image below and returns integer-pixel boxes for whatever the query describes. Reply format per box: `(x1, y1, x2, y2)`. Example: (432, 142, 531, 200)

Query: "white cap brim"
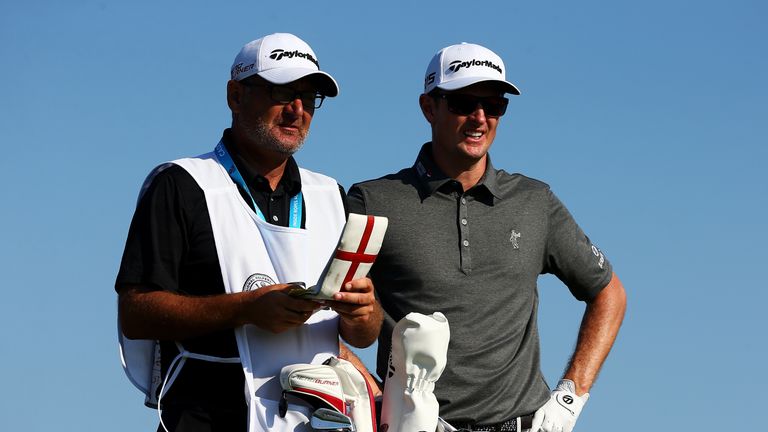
(258, 68, 339, 97)
(437, 76, 520, 95)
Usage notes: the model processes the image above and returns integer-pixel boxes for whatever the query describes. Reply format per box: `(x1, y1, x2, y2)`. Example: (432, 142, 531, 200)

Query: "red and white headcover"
(279, 358, 377, 432)
(308, 213, 388, 299)
(280, 364, 346, 414)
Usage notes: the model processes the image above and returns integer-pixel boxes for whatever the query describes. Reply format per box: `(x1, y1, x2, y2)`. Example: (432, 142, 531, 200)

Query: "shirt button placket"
(459, 194, 472, 273)
(269, 194, 280, 225)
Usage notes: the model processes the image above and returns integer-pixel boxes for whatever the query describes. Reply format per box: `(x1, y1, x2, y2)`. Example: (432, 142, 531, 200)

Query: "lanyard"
(214, 141, 303, 228)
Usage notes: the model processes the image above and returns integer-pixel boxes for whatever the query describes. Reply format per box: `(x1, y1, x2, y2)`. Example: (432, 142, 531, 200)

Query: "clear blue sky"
(1, 1, 766, 431)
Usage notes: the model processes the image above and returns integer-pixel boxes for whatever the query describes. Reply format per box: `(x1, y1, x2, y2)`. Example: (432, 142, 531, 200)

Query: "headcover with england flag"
(294, 213, 388, 299)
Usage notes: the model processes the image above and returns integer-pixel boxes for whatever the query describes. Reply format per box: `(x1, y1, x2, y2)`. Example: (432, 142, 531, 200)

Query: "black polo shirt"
(116, 129, 346, 408)
(348, 143, 612, 425)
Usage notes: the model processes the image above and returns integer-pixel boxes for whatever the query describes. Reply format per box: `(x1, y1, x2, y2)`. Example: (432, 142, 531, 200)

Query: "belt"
(454, 414, 534, 432)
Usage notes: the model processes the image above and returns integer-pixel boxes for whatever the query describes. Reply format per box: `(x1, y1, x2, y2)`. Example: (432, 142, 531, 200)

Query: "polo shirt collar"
(221, 129, 302, 196)
(412, 142, 502, 201)
(480, 155, 502, 200)
(412, 143, 454, 197)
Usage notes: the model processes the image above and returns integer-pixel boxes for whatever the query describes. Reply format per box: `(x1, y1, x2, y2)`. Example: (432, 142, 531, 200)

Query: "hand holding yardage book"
(293, 213, 388, 299)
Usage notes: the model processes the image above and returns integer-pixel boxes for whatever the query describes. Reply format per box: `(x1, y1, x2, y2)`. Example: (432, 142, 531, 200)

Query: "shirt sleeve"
(346, 184, 368, 215)
(115, 165, 197, 294)
(543, 189, 613, 301)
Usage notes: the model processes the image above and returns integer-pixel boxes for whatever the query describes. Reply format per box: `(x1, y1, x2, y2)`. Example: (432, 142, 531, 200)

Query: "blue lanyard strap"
(214, 141, 303, 228)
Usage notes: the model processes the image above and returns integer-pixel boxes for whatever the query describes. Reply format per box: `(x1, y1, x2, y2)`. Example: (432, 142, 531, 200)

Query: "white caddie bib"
(119, 148, 346, 432)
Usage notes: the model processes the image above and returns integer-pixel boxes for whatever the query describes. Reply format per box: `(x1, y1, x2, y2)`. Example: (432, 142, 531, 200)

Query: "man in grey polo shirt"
(348, 43, 627, 432)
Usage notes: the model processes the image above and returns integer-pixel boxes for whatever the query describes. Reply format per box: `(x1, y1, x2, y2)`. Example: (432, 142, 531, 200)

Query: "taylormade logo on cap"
(269, 49, 319, 67)
(424, 42, 520, 95)
(447, 58, 503, 74)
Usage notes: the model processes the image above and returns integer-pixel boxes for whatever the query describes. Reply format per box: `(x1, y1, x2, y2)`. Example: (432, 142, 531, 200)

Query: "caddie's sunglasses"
(436, 93, 509, 117)
(242, 82, 326, 109)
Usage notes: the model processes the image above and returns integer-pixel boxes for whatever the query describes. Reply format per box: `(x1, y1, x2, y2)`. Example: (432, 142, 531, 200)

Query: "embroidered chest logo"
(243, 273, 276, 291)
(510, 230, 521, 249)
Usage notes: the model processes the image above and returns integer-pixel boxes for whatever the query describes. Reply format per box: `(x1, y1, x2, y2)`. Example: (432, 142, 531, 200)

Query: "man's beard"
(241, 119, 307, 155)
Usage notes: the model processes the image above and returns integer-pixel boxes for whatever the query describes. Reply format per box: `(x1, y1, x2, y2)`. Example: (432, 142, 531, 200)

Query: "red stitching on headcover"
(340, 215, 376, 286)
(335, 250, 377, 263)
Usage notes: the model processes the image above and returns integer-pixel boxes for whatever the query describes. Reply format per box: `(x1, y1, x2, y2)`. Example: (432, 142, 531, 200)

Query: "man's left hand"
(530, 379, 589, 432)
(327, 277, 381, 348)
(327, 277, 376, 322)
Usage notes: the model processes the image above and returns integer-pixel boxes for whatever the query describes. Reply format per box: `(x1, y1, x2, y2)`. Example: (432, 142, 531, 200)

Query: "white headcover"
(380, 312, 450, 432)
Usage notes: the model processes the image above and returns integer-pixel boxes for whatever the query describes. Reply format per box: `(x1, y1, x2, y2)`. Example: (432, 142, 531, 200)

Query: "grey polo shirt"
(347, 143, 612, 425)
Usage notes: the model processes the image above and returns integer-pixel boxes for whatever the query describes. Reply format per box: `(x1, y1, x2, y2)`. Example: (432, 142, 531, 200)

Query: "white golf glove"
(530, 379, 589, 432)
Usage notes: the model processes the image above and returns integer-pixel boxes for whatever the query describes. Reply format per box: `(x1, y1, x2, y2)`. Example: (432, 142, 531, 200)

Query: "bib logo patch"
(243, 273, 276, 291)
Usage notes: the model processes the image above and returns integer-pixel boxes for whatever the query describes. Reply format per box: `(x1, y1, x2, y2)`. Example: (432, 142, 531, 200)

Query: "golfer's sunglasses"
(241, 82, 326, 109)
(435, 93, 509, 117)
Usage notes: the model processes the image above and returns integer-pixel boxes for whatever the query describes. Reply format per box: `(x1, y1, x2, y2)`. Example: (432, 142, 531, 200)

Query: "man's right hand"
(530, 379, 589, 432)
(243, 283, 323, 333)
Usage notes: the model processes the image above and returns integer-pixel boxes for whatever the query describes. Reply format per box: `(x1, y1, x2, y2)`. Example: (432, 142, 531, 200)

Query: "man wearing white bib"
(116, 33, 382, 432)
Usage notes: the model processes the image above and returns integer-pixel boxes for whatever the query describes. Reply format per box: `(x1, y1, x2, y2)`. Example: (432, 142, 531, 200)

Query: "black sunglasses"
(436, 93, 509, 117)
(242, 82, 326, 109)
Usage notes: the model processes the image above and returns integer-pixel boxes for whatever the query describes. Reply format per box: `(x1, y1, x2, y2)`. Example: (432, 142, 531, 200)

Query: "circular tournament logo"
(243, 273, 276, 291)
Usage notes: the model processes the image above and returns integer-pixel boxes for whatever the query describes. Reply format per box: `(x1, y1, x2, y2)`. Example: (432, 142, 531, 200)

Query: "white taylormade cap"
(230, 33, 339, 97)
(424, 42, 520, 95)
